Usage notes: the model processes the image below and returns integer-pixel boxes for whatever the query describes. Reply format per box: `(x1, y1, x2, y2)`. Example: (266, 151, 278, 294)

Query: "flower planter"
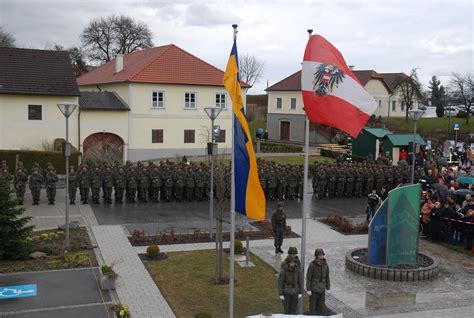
(99, 271, 116, 290)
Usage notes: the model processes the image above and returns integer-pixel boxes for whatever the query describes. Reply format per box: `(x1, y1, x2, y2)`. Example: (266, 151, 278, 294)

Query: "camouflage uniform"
(102, 167, 114, 204)
(68, 166, 78, 204)
(14, 167, 28, 204)
(45, 168, 58, 205)
(271, 202, 286, 254)
(91, 166, 102, 204)
(114, 167, 126, 203)
(78, 166, 90, 204)
(29, 169, 43, 205)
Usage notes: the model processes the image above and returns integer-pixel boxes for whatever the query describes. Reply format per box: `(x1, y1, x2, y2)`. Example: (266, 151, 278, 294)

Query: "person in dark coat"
(306, 248, 330, 316)
(271, 202, 286, 254)
(278, 254, 303, 315)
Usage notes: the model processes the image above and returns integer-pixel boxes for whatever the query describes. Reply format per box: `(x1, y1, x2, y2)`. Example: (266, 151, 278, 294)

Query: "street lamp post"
(204, 106, 222, 239)
(409, 109, 424, 184)
(57, 102, 78, 251)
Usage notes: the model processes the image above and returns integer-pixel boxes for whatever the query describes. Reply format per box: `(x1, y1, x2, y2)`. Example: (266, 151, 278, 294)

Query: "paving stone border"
(345, 248, 440, 281)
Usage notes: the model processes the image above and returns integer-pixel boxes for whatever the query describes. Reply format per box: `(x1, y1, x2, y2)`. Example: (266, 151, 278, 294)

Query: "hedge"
(0, 150, 80, 174)
(254, 142, 303, 153)
(319, 148, 341, 159)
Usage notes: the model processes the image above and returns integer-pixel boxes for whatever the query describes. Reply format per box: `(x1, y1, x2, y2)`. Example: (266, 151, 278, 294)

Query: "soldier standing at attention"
(149, 166, 162, 202)
(318, 167, 327, 200)
(102, 166, 114, 204)
(174, 168, 185, 202)
(271, 202, 286, 254)
(278, 254, 303, 315)
(68, 166, 78, 205)
(137, 166, 149, 203)
(281, 246, 301, 269)
(114, 167, 126, 204)
(126, 166, 138, 203)
(29, 168, 43, 205)
(306, 248, 330, 316)
(91, 166, 102, 204)
(45, 166, 59, 205)
(14, 166, 28, 205)
(78, 165, 90, 204)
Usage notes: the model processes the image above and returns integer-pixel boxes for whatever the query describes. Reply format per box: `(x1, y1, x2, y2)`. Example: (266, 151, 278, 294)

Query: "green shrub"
(101, 264, 118, 278)
(456, 110, 468, 118)
(234, 240, 243, 254)
(320, 148, 341, 158)
(146, 244, 160, 259)
(195, 312, 213, 318)
(254, 142, 303, 153)
(0, 149, 80, 174)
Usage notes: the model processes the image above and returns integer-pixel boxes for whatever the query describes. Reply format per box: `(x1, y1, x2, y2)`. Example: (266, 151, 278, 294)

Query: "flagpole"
(300, 28, 313, 314)
(229, 23, 238, 318)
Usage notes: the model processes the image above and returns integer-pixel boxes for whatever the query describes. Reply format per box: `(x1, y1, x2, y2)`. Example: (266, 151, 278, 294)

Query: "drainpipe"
(388, 94, 392, 118)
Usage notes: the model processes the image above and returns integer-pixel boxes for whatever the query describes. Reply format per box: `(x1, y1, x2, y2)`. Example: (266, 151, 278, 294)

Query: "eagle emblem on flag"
(312, 64, 345, 96)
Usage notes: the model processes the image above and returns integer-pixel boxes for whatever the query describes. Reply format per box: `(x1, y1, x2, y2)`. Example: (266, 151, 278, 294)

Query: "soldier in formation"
(311, 162, 413, 200)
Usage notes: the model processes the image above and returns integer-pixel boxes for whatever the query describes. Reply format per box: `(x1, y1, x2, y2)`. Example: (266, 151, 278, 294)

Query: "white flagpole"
(229, 23, 238, 318)
(300, 28, 313, 314)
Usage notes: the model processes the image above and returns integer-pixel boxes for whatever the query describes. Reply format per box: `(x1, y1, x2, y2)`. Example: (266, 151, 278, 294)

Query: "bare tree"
(81, 15, 153, 63)
(53, 44, 89, 76)
(239, 54, 265, 87)
(393, 69, 422, 121)
(449, 72, 473, 124)
(0, 27, 15, 48)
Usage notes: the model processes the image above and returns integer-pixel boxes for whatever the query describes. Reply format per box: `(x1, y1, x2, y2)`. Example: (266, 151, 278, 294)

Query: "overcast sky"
(1, 0, 472, 93)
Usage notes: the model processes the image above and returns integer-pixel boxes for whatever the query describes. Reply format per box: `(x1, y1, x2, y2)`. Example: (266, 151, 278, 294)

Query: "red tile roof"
(266, 69, 394, 93)
(77, 44, 250, 88)
(378, 72, 410, 91)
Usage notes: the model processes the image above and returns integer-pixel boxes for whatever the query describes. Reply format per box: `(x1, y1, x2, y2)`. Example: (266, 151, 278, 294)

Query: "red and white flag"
(302, 35, 378, 137)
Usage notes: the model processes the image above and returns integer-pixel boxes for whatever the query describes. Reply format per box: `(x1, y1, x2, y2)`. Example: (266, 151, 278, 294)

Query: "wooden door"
(280, 121, 290, 141)
(83, 132, 124, 164)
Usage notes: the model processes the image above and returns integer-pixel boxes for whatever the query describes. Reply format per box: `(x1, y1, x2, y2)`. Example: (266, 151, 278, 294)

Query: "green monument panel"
(386, 184, 421, 265)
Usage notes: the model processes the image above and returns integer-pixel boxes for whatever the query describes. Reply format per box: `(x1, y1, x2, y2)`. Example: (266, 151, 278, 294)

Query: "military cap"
(288, 247, 298, 255)
(314, 248, 325, 256)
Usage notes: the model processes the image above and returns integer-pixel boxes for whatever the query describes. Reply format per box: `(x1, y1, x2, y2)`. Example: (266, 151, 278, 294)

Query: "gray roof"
(364, 128, 393, 139)
(79, 91, 129, 111)
(0, 47, 80, 96)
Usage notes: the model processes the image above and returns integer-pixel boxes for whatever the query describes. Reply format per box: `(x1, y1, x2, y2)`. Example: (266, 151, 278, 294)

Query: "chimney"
(115, 54, 123, 73)
(348, 65, 355, 70)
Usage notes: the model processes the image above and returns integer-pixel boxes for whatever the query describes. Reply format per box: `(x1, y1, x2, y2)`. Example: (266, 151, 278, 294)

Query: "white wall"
(0, 94, 79, 150)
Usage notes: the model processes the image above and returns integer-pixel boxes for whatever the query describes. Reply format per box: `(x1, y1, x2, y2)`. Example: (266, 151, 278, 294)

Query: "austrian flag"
(302, 35, 378, 137)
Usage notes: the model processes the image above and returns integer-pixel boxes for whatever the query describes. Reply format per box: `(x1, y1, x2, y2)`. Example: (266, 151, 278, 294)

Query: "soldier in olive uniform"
(317, 167, 328, 200)
(0, 166, 12, 187)
(45, 166, 59, 205)
(91, 166, 102, 204)
(185, 168, 195, 202)
(194, 168, 205, 201)
(162, 167, 173, 202)
(278, 254, 303, 315)
(375, 171, 384, 194)
(306, 248, 330, 316)
(271, 202, 286, 254)
(365, 171, 374, 196)
(345, 168, 354, 197)
(277, 174, 287, 201)
(78, 165, 90, 204)
(102, 166, 114, 204)
(114, 167, 126, 203)
(149, 166, 162, 202)
(287, 171, 298, 200)
(29, 168, 43, 205)
(354, 168, 363, 198)
(126, 166, 138, 203)
(267, 170, 277, 201)
(174, 168, 185, 201)
(296, 169, 304, 200)
(68, 166, 78, 205)
(336, 169, 346, 197)
(137, 167, 149, 203)
(14, 166, 28, 204)
(327, 168, 336, 199)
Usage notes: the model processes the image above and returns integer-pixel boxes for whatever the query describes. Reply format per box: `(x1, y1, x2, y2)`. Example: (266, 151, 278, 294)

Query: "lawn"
(260, 155, 335, 166)
(146, 250, 287, 317)
(380, 117, 472, 136)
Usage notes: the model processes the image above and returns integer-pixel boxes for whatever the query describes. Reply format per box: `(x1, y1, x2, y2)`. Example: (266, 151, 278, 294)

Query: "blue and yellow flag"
(223, 39, 266, 221)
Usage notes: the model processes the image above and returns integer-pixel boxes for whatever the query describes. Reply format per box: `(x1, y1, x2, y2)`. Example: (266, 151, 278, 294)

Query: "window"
(184, 92, 196, 109)
(290, 98, 296, 110)
(378, 100, 382, 108)
(151, 91, 165, 108)
(215, 93, 226, 109)
(28, 105, 42, 120)
(152, 129, 163, 143)
(216, 129, 226, 143)
(276, 97, 282, 109)
(392, 101, 396, 111)
(184, 130, 195, 143)
(401, 101, 405, 111)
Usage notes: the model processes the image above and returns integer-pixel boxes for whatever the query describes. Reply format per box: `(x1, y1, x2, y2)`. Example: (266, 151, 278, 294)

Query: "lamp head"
(57, 102, 78, 118)
(204, 106, 222, 120)
(409, 109, 424, 121)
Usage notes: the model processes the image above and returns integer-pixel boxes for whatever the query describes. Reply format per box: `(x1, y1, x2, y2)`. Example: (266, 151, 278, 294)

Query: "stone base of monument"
(345, 248, 440, 281)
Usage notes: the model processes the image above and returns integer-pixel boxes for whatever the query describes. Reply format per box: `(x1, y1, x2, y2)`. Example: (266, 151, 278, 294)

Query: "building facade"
(266, 70, 419, 144)
(77, 45, 246, 161)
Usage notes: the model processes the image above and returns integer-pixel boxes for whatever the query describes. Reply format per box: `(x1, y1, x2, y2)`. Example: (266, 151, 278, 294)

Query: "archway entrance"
(83, 132, 124, 164)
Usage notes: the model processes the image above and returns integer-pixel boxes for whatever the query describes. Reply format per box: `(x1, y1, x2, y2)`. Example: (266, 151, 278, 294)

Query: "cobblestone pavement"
(92, 225, 175, 318)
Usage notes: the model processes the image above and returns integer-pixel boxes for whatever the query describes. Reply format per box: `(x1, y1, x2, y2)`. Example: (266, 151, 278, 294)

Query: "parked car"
(444, 106, 459, 117)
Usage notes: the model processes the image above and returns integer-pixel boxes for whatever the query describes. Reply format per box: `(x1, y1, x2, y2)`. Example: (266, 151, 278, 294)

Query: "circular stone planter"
(345, 248, 440, 281)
